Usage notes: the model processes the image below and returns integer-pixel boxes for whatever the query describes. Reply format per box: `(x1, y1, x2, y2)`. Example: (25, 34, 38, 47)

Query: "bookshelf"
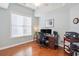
(64, 32, 79, 56)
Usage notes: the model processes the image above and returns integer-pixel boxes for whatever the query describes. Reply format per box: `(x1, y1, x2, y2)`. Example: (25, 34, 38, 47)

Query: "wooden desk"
(35, 34, 58, 49)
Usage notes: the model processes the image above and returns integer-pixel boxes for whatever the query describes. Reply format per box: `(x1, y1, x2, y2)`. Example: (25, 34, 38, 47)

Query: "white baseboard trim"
(59, 44, 64, 47)
(0, 39, 33, 50)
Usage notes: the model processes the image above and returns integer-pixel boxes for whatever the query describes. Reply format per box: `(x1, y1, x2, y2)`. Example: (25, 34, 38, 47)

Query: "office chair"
(39, 32, 49, 47)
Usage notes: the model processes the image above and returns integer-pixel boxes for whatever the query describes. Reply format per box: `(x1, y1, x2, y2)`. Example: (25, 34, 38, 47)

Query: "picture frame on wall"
(46, 18, 54, 27)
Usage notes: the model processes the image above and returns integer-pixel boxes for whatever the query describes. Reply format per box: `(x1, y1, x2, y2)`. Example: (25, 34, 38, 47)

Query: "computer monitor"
(41, 29, 52, 34)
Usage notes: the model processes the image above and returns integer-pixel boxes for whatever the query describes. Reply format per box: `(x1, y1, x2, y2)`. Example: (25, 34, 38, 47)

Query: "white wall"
(39, 6, 70, 47)
(70, 5, 79, 33)
(0, 3, 34, 49)
(39, 4, 79, 47)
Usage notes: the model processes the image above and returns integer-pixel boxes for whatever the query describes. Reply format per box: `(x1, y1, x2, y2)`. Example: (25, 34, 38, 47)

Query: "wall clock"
(73, 18, 79, 24)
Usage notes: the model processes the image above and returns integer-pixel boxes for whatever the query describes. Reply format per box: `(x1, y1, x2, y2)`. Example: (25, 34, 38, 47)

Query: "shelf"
(64, 49, 70, 54)
(64, 37, 79, 42)
(64, 37, 79, 56)
(64, 45, 70, 49)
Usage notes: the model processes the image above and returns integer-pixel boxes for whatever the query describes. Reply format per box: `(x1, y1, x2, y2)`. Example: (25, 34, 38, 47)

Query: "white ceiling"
(0, 3, 79, 17)
(19, 3, 36, 9)
(0, 3, 36, 9)
(0, 3, 66, 10)
(0, 3, 9, 9)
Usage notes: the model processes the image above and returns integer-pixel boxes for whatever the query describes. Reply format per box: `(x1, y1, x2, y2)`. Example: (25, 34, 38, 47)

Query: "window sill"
(11, 35, 32, 39)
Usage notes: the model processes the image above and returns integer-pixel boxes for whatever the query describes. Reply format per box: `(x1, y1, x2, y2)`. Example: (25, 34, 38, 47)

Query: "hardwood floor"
(0, 41, 67, 56)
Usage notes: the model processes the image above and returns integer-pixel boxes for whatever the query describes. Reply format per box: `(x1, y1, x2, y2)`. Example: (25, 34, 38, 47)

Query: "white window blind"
(11, 13, 32, 37)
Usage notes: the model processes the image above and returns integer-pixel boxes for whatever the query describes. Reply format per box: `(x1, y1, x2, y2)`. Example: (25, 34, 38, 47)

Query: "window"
(11, 13, 32, 37)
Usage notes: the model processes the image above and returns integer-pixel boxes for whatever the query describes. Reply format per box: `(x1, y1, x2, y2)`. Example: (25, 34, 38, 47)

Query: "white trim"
(0, 39, 33, 50)
(59, 44, 64, 47)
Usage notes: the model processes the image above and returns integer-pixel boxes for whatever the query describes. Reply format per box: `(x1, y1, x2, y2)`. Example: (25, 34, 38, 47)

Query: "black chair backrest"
(39, 32, 45, 40)
(53, 31, 58, 35)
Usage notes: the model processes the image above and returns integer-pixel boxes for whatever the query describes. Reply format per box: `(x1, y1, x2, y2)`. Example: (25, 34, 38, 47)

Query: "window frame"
(11, 13, 32, 38)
